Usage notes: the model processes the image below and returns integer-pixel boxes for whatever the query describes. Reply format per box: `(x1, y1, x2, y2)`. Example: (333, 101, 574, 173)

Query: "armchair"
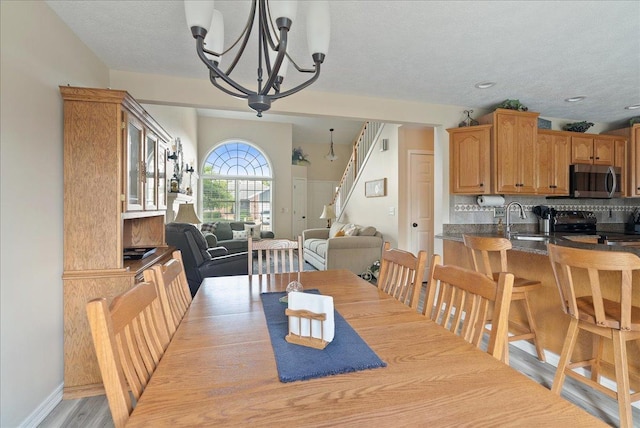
(165, 223, 248, 296)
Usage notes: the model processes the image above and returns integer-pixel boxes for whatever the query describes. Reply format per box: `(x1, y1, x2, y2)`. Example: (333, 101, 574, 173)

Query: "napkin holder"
(285, 292, 334, 350)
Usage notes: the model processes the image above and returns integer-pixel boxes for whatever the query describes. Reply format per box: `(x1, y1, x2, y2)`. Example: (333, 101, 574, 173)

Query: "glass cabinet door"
(144, 132, 158, 210)
(125, 114, 144, 211)
(157, 141, 168, 210)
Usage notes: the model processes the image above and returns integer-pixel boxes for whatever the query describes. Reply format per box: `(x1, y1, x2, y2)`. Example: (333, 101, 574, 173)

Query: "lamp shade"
(174, 203, 202, 225)
(306, 1, 330, 56)
(319, 204, 336, 220)
(184, 0, 216, 32)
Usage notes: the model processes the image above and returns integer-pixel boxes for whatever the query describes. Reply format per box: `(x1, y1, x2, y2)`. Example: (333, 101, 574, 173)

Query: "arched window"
(201, 141, 272, 230)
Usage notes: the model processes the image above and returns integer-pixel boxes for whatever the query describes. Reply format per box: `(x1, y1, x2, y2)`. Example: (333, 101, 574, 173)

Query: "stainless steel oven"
(569, 164, 621, 198)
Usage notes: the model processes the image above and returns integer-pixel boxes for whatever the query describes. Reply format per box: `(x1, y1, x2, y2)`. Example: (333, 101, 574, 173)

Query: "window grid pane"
(201, 142, 272, 230)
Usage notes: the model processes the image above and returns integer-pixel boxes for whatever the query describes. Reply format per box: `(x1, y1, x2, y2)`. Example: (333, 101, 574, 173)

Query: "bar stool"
(548, 243, 640, 428)
(462, 234, 546, 363)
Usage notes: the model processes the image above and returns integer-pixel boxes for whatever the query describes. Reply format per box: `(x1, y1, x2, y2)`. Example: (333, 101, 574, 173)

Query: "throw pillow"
(344, 225, 359, 236)
(214, 221, 233, 241)
(244, 223, 262, 239)
(359, 226, 377, 236)
(201, 223, 217, 234)
(334, 229, 346, 237)
(232, 230, 248, 240)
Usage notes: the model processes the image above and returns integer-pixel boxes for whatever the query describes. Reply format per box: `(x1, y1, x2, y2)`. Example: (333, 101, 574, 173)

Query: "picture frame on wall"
(365, 178, 386, 197)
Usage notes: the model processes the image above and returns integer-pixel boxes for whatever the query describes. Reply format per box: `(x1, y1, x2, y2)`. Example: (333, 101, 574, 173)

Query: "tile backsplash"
(450, 195, 639, 227)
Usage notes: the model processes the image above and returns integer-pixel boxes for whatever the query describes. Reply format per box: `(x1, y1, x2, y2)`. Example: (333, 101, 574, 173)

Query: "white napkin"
(288, 292, 335, 342)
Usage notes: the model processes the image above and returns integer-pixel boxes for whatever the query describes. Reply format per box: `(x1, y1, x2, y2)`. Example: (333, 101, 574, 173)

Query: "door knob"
(412, 223, 418, 227)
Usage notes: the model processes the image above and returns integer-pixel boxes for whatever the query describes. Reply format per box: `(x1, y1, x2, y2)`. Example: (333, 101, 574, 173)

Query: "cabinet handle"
(479, 183, 484, 187)
(550, 185, 557, 188)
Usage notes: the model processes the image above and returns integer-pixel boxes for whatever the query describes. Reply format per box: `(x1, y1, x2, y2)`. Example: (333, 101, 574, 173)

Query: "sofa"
(302, 221, 384, 275)
(165, 223, 249, 296)
(201, 221, 275, 254)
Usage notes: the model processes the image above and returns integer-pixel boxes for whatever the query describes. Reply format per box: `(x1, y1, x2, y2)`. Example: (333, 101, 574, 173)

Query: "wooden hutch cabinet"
(535, 130, 571, 195)
(60, 86, 175, 398)
(478, 109, 540, 194)
(447, 125, 492, 194)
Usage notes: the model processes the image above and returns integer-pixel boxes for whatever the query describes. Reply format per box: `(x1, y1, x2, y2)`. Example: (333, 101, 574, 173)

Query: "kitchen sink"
(510, 234, 550, 242)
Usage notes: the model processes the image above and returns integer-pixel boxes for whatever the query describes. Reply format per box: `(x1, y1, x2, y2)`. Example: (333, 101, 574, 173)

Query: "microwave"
(569, 164, 622, 198)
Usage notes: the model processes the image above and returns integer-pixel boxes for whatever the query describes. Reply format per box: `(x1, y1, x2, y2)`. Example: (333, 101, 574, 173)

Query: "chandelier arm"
(209, 72, 250, 100)
(262, 0, 280, 52)
(260, 30, 288, 96)
(196, 37, 254, 97)
(285, 52, 318, 73)
(270, 62, 322, 100)
(222, 0, 257, 76)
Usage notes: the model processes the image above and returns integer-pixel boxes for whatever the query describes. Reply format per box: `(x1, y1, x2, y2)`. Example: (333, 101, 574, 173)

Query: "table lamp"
(319, 204, 336, 228)
(174, 203, 202, 225)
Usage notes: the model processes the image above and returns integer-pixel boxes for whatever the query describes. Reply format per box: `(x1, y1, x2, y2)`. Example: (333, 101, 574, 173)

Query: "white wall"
(197, 116, 294, 238)
(341, 125, 401, 246)
(0, 2, 110, 426)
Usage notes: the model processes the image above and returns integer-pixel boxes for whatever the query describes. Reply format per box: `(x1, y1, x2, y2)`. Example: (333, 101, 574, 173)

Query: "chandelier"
(184, 0, 330, 117)
(325, 128, 337, 161)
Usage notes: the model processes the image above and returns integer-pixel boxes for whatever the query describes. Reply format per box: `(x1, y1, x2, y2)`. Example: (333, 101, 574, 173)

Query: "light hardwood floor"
(38, 342, 638, 428)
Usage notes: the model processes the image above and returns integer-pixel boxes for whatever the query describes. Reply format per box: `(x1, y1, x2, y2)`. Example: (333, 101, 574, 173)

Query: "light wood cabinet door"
(494, 111, 537, 194)
(536, 131, 570, 195)
(571, 135, 614, 165)
(144, 131, 158, 210)
(633, 125, 640, 196)
(447, 125, 491, 194)
(613, 138, 627, 196)
(125, 113, 145, 211)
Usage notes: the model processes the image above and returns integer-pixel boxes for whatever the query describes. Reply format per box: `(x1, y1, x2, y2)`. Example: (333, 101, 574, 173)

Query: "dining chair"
(248, 236, 304, 274)
(377, 241, 428, 310)
(462, 234, 546, 363)
(547, 243, 640, 428)
(143, 250, 192, 337)
(423, 254, 515, 363)
(86, 281, 170, 428)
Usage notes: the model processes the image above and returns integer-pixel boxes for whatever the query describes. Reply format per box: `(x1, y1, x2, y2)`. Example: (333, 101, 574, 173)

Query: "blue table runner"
(260, 290, 386, 382)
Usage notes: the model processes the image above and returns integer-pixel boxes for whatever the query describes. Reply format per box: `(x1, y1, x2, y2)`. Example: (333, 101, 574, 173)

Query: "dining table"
(126, 269, 605, 427)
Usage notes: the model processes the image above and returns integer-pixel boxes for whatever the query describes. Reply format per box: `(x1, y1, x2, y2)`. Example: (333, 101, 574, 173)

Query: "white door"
(408, 151, 434, 277)
(307, 180, 338, 228)
(292, 177, 307, 238)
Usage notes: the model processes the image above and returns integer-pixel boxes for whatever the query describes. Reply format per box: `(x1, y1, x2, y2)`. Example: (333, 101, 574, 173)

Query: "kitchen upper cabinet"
(478, 109, 539, 194)
(603, 124, 638, 197)
(447, 125, 492, 194)
(536, 130, 570, 195)
(571, 135, 615, 165)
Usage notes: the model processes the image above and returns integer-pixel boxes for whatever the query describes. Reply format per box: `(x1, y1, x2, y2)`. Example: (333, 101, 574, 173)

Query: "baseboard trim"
(511, 341, 640, 410)
(19, 383, 63, 428)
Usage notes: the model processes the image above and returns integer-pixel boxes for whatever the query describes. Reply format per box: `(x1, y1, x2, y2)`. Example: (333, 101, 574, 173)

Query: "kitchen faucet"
(505, 201, 527, 239)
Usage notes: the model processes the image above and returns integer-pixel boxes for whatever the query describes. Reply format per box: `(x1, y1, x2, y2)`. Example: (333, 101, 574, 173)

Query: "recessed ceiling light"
(565, 96, 586, 103)
(625, 104, 640, 110)
(474, 82, 496, 89)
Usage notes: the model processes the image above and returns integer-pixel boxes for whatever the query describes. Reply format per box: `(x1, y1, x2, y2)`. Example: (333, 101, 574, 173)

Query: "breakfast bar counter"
(437, 232, 640, 389)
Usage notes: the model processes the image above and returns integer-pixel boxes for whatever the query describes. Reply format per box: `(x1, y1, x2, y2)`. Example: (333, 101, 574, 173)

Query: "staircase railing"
(332, 121, 384, 217)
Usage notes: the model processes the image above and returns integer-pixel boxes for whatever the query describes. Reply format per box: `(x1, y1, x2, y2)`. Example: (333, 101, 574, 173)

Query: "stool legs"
(509, 291, 546, 362)
(551, 317, 579, 395)
(612, 330, 633, 428)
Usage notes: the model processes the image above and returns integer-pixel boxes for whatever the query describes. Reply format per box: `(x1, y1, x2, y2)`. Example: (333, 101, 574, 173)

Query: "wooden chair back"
(547, 243, 640, 331)
(547, 243, 640, 427)
(143, 250, 192, 337)
(86, 281, 170, 428)
(248, 236, 304, 274)
(423, 254, 514, 362)
(377, 241, 428, 309)
(462, 234, 512, 277)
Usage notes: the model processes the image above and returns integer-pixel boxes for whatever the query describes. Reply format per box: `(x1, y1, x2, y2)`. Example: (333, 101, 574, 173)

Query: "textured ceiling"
(46, 0, 640, 142)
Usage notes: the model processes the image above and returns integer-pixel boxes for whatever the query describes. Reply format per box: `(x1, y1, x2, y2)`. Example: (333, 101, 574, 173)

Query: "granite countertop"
(436, 232, 640, 257)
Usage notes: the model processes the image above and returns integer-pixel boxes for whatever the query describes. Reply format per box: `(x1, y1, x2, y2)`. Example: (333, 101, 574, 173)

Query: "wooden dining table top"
(126, 269, 605, 427)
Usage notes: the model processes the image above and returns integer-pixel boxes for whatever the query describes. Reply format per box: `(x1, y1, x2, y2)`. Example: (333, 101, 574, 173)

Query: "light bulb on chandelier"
(184, 0, 331, 117)
(325, 128, 337, 162)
